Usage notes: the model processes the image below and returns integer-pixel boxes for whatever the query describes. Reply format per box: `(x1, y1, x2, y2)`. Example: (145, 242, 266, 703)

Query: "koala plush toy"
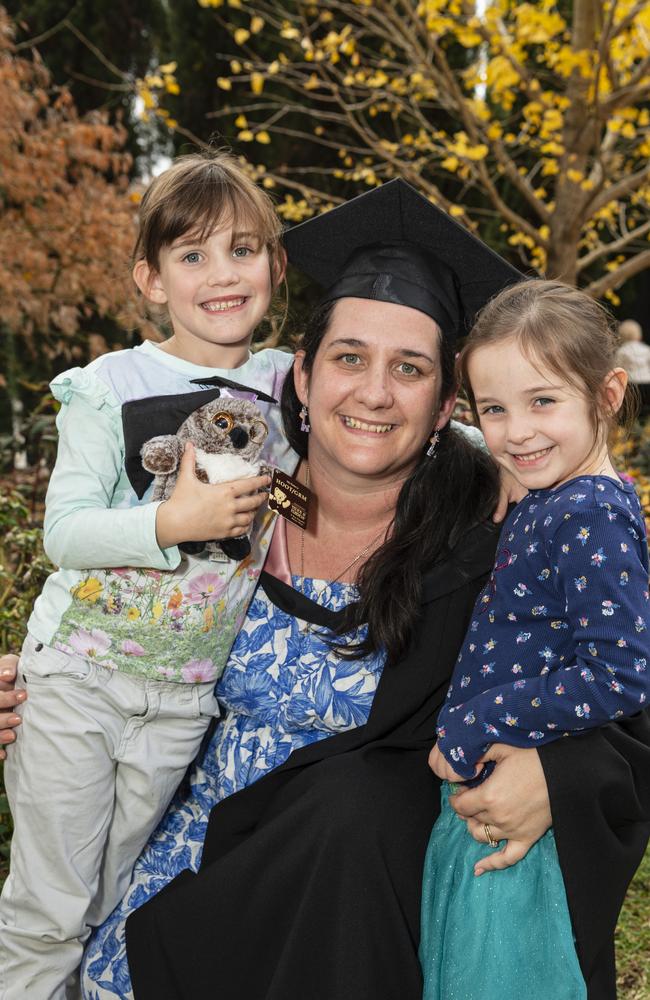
(141, 396, 270, 561)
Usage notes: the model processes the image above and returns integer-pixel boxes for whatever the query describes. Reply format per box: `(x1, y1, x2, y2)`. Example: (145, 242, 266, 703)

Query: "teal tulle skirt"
(419, 783, 587, 1000)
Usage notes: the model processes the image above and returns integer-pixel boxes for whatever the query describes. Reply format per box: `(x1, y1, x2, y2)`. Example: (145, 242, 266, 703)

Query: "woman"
(1, 181, 649, 999)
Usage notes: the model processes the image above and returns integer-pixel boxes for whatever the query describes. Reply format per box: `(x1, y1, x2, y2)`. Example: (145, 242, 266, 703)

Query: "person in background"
(616, 319, 650, 413)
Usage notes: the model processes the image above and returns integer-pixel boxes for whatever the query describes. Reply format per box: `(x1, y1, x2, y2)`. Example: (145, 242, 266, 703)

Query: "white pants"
(0, 634, 219, 1000)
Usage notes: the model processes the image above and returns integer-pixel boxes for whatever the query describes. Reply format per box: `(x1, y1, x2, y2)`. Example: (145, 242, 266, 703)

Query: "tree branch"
(589, 163, 650, 213)
(67, 71, 130, 92)
(13, 8, 76, 52)
(576, 219, 650, 272)
(60, 18, 130, 81)
(585, 248, 650, 297)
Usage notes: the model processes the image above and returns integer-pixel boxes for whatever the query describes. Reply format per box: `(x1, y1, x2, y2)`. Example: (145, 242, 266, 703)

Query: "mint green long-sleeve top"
(27, 341, 296, 684)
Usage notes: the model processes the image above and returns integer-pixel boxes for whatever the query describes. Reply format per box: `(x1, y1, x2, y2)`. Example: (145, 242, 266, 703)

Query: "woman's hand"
(0, 654, 24, 760)
(449, 743, 552, 876)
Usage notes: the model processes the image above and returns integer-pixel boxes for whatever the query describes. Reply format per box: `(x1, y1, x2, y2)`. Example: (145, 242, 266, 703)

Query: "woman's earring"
(299, 405, 310, 433)
(426, 430, 440, 458)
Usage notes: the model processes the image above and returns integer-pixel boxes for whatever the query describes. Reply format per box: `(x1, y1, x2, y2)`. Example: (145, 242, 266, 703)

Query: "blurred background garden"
(1, 0, 650, 993)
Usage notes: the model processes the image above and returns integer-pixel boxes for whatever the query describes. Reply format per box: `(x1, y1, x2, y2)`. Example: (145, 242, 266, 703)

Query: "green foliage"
(0, 481, 51, 883)
(0, 485, 52, 649)
(0, 384, 58, 476)
(617, 848, 650, 999)
(625, 423, 650, 479)
(0, 791, 11, 882)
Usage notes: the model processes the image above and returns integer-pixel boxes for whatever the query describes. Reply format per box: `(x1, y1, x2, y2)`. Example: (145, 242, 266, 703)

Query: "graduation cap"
(123, 375, 277, 499)
(283, 178, 522, 342)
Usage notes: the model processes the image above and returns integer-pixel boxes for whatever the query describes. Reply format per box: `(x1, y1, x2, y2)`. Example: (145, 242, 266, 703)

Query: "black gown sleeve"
(539, 709, 650, 1000)
(124, 515, 650, 1000)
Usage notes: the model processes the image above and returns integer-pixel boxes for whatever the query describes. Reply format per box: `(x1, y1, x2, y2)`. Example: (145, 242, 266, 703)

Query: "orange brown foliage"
(0, 8, 145, 364)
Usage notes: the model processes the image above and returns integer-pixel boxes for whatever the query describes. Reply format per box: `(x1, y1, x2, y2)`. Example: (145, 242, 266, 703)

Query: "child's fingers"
(232, 491, 270, 514)
(224, 474, 271, 498)
(474, 839, 529, 876)
(177, 441, 197, 479)
(223, 515, 256, 537)
(428, 743, 467, 783)
(0, 688, 25, 711)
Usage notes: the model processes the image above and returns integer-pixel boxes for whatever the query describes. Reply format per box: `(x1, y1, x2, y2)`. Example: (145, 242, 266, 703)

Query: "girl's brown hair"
(134, 150, 283, 271)
(458, 279, 638, 440)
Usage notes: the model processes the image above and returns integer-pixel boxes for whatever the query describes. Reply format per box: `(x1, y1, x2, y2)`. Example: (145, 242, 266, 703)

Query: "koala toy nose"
(229, 426, 249, 449)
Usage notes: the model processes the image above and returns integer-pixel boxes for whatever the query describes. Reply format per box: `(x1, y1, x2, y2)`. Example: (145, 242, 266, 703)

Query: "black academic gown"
(125, 521, 650, 1000)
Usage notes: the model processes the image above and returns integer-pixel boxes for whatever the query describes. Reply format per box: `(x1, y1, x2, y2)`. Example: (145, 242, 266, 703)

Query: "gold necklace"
(299, 463, 388, 604)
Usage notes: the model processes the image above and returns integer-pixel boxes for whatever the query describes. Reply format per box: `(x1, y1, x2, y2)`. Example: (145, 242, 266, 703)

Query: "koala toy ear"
(141, 435, 184, 474)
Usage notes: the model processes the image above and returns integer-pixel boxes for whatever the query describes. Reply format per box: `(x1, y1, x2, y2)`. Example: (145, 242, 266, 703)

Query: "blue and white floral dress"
(81, 576, 384, 999)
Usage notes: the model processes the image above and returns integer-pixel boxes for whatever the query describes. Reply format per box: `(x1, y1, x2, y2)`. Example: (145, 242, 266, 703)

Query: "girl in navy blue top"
(421, 280, 650, 1000)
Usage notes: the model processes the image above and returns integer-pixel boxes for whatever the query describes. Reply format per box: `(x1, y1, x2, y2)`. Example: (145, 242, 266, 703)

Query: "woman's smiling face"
(293, 297, 456, 488)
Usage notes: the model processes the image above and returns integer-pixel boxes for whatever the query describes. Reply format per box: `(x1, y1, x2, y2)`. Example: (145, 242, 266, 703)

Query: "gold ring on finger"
(484, 823, 499, 848)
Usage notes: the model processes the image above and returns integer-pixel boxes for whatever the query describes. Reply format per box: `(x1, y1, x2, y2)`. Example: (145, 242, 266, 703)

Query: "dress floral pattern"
(80, 576, 384, 999)
(53, 544, 261, 684)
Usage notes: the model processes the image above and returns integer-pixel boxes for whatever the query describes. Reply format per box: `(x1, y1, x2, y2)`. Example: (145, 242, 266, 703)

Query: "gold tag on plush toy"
(268, 469, 311, 530)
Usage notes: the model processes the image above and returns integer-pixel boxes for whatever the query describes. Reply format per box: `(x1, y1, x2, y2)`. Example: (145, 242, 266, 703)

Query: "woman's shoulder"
(420, 519, 499, 604)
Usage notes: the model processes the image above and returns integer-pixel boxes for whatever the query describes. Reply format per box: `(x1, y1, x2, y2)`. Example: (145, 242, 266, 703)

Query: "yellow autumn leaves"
(229, 112, 271, 145)
(132, 0, 650, 296)
(136, 62, 180, 128)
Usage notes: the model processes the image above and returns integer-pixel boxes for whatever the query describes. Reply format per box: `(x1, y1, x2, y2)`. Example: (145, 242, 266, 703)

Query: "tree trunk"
(547, 0, 599, 287)
(546, 231, 579, 285)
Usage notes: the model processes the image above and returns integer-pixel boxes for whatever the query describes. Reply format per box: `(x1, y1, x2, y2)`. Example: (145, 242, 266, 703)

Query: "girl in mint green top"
(29, 341, 294, 683)
(0, 152, 297, 1000)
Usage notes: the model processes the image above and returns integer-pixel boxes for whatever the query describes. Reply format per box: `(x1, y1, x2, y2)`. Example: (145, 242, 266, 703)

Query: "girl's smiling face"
(467, 336, 626, 490)
(133, 222, 278, 368)
(293, 297, 456, 489)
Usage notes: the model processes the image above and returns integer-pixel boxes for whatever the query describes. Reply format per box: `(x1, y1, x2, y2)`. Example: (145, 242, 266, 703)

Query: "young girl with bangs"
(423, 279, 650, 1000)
(0, 152, 295, 998)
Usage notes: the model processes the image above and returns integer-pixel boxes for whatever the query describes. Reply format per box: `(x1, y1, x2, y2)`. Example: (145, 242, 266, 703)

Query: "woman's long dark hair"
(281, 300, 499, 667)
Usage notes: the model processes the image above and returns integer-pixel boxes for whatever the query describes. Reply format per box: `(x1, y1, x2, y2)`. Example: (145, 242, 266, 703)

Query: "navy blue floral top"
(436, 476, 650, 779)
